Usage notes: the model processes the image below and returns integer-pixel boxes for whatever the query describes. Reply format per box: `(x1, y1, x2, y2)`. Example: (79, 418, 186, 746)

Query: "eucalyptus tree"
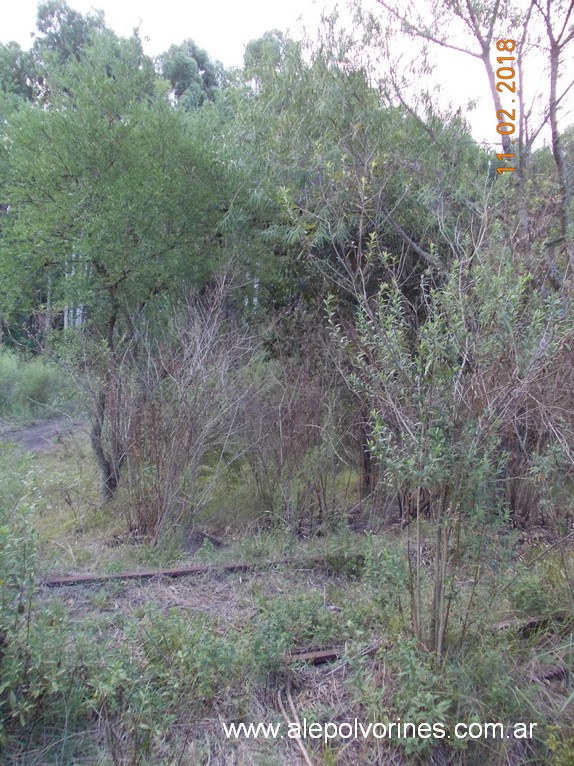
(0, 33, 232, 497)
(0, 2, 107, 117)
(0, 42, 37, 102)
(243, 29, 289, 81)
(33, 0, 107, 64)
(157, 39, 223, 109)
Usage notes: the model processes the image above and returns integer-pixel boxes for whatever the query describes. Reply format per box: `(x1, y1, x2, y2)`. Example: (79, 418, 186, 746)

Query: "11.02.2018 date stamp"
(495, 39, 518, 174)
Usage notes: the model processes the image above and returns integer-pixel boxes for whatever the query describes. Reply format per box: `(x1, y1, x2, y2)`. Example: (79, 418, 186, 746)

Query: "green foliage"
(252, 593, 344, 672)
(391, 641, 454, 756)
(0, 599, 84, 750)
(447, 635, 529, 723)
(509, 554, 571, 618)
(0, 455, 81, 749)
(244, 30, 289, 79)
(134, 606, 245, 710)
(34, 0, 107, 65)
(0, 348, 77, 419)
(0, 456, 38, 744)
(1, 587, 247, 759)
(251, 584, 378, 678)
(0, 42, 37, 101)
(321, 546, 366, 578)
(348, 638, 453, 757)
(0, 510, 36, 644)
(341, 259, 549, 500)
(363, 539, 409, 629)
(330, 251, 574, 656)
(0, 28, 240, 501)
(0, 434, 571, 766)
(0, 442, 247, 754)
(0, 5, 573, 763)
(158, 38, 221, 109)
(230, 17, 488, 314)
(1, 33, 229, 336)
(547, 726, 574, 766)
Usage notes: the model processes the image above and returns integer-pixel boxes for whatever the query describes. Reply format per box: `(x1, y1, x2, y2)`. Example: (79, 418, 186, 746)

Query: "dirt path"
(0, 418, 87, 452)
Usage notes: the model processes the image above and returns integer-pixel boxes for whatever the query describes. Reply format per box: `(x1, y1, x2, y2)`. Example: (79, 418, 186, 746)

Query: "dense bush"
(330, 253, 574, 658)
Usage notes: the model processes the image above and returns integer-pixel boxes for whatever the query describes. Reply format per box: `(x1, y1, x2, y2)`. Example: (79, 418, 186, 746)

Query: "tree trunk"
(90, 388, 120, 501)
(548, 39, 574, 269)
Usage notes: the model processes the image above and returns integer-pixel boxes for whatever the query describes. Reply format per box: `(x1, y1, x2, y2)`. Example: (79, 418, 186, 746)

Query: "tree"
(375, 0, 526, 153)
(226, 19, 492, 496)
(0, 42, 37, 102)
(0, 2, 110, 118)
(33, 0, 107, 64)
(233, 22, 489, 306)
(244, 30, 289, 82)
(0, 33, 232, 498)
(158, 39, 221, 109)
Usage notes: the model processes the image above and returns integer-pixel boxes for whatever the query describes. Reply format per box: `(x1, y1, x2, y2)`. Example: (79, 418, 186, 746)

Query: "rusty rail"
(40, 557, 325, 587)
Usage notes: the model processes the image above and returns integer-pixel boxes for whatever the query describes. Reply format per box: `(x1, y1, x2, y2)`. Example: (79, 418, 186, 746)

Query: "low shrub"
(509, 554, 572, 618)
(252, 591, 363, 674)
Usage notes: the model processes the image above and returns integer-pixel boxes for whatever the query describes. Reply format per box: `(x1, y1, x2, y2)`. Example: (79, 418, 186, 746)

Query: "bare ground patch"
(0, 417, 88, 452)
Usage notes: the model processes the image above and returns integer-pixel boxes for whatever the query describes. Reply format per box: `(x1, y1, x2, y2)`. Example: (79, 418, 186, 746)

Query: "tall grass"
(0, 348, 79, 420)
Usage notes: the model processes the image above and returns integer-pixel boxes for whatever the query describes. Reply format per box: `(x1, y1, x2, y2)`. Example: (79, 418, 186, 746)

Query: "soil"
(0, 418, 87, 452)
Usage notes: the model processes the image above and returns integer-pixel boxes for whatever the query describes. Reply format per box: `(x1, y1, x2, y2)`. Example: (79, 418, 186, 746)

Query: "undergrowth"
(1, 435, 573, 765)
